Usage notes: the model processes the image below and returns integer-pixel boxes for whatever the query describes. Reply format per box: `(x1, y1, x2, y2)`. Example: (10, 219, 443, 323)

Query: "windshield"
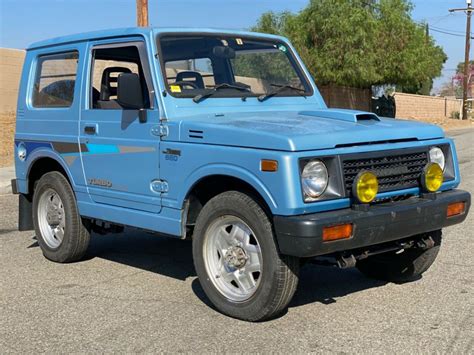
(158, 34, 313, 99)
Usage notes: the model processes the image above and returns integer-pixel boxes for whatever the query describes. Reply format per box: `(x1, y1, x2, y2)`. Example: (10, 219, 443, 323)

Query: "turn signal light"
(322, 223, 353, 242)
(447, 202, 466, 218)
(261, 159, 278, 172)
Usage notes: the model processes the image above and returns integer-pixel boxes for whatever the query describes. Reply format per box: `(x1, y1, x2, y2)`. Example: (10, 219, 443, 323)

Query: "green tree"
(455, 60, 474, 74)
(251, 0, 446, 91)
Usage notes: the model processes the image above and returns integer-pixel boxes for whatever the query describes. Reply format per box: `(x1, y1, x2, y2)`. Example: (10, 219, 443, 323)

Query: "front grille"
(342, 150, 429, 195)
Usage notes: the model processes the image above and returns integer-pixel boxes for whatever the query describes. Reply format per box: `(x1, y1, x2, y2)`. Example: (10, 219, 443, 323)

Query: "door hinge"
(151, 124, 169, 137)
(151, 179, 169, 193)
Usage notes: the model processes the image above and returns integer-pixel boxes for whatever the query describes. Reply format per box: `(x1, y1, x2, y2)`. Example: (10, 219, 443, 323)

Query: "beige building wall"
(0, 48, 25, 113)
(0, 112, 16, 167)
(0, 48, 25, 167)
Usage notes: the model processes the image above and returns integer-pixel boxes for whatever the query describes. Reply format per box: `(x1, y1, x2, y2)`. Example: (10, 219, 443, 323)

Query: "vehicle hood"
(178, 109, 444, 152)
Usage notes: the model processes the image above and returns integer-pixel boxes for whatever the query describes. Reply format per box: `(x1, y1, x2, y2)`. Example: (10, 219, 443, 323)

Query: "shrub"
(450, 111, 460, 120)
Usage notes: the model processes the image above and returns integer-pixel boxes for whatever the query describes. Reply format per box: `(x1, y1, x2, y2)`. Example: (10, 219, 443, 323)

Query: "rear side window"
(32, 51, 79, 108)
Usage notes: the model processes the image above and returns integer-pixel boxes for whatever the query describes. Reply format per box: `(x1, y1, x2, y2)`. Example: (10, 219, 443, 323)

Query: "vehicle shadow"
(86, 228, 196, 281)
(290, 263, 386, 307)
(30, 229, 387, 309)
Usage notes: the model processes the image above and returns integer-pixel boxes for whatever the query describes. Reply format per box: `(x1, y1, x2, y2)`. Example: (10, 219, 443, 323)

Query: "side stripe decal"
(15, 140, 156, 166)
(52, 142, 89, 154)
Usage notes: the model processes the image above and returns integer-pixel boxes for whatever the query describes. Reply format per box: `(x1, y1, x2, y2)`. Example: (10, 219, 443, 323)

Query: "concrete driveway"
(1, 129, 473, 353)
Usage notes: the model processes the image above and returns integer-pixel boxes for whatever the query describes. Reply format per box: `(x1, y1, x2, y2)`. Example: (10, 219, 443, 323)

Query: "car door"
(80, 38, 162, 213)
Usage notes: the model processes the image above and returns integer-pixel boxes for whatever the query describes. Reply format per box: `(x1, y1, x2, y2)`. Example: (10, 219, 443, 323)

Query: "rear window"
(32, 51, 79, 108)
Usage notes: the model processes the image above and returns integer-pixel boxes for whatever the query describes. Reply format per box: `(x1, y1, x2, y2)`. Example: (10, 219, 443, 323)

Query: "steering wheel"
(173, 81, 199, 89)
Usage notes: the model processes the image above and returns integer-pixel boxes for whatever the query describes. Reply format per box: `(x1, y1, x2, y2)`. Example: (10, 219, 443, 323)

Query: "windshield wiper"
(193, 83, 251, 103)
(258, 84, 307, 102)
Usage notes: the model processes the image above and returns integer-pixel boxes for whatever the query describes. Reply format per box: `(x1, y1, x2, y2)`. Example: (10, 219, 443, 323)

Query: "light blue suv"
(12, 27, 471, 321)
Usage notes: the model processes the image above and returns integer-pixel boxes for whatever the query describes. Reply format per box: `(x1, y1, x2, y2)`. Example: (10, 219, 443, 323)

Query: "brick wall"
(394, 92, 462, 120)
(0, 48, 25, 167)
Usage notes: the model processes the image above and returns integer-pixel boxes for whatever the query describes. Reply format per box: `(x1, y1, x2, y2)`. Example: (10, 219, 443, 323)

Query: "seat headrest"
(100, 66, 132, 100)
(176, 71, 205, 89)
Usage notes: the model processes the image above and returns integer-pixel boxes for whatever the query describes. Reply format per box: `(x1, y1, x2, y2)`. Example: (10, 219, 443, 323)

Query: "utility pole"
(136, 0, 149, 27)
(449, 0, 473, 120)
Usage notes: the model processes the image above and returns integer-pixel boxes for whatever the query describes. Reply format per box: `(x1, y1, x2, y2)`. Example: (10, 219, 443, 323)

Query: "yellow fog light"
(353, 171, 379, 204)
(422, 163, 443, 192)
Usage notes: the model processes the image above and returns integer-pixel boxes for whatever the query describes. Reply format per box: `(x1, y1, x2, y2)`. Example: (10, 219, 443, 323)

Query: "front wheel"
(192, 191, 299, 322)
(356, 230, 442, 283)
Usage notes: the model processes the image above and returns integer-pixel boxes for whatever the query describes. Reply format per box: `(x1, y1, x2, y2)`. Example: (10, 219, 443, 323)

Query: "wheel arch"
(182, 172, 277, 239)
(26, 153, 74, 195)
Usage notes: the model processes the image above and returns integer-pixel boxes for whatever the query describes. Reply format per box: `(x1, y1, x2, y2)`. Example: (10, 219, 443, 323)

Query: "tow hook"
(416, 236, 435, 250)
(336, 254, 357, 269)
(309, 254, 357, 269)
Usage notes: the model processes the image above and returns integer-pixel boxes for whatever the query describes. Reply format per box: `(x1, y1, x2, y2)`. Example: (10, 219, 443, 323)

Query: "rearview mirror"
(212, 46, 236, 59)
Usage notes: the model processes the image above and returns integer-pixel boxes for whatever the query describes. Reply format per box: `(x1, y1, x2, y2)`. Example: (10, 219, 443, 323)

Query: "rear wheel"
(356, 230, 442, 283)
(192, 191, 299, 321)
(33, 171, 90, 263)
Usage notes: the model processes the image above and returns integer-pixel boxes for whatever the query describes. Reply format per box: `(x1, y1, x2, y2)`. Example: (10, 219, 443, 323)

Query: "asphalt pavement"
(0, 129, 473, 353)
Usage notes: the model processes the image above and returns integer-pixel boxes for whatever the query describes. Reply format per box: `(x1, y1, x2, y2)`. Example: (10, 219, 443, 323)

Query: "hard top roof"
(27, 27, 286, 50)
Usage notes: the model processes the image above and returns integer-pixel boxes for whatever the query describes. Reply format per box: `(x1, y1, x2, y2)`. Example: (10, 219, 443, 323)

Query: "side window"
(165, 58, 215, 89)
(32, 51, 79, 108)
(90, 45, 150, 109)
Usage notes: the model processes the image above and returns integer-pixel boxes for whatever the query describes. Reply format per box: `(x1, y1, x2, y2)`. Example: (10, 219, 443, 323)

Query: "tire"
(33, 171, 90, 263)
(356, 230, 442, 283)
(192, 191, 299, 322)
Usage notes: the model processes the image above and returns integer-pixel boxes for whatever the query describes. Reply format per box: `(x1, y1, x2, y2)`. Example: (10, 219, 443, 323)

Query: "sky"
(0, 0, 472, 92)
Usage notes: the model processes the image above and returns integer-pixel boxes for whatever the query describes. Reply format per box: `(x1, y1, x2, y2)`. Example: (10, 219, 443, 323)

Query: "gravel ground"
(0, 129, 473, 353)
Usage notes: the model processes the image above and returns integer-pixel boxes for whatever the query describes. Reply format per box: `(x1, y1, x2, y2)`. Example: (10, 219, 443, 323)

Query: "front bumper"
(274, 189, 471, 257)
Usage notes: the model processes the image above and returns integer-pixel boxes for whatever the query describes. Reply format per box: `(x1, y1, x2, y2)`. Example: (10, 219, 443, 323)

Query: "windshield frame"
(156, 32, 314, 100)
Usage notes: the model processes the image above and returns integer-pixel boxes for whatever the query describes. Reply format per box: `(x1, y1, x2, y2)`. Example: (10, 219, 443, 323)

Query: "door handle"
(84, 125, 97, 135)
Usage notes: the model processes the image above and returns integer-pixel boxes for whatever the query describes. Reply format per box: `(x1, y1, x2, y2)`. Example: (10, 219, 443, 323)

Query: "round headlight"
(353, 171, 379, 204)
(429, 147, 445, 171)
(422, 163, 443, 192)
(301, 160, 328, 199)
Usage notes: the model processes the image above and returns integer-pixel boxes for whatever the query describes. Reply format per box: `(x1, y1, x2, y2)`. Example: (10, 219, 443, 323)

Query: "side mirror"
(117, 73, 147, 123)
